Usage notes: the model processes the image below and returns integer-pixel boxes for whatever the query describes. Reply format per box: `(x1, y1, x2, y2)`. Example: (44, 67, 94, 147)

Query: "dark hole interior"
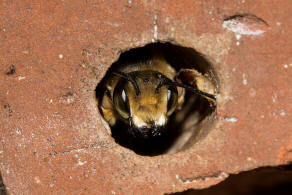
(96, 42, 218, 156)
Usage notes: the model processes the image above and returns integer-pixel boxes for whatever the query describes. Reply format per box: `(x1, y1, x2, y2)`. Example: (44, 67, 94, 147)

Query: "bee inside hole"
(96, 42, 219, 156)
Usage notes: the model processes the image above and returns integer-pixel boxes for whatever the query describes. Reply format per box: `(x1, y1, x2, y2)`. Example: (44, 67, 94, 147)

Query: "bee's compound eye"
(113, 86, 131, 119)
(121, 89, 127, 102)
(166, 86, 178, 116)
(167, 89, 171, 101)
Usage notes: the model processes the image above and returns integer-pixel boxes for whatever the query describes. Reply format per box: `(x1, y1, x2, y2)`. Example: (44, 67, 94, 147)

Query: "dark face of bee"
(113, 71, 178, 138)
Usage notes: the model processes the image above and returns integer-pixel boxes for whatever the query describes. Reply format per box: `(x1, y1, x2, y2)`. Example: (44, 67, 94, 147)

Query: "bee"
(97, 53, 216, 140)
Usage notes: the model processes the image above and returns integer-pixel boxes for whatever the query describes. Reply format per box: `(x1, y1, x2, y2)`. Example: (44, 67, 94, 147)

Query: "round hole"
(96, 42, 219, 156)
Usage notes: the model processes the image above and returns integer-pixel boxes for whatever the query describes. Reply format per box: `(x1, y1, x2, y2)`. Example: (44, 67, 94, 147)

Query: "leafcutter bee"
(97, 54, 216, 139)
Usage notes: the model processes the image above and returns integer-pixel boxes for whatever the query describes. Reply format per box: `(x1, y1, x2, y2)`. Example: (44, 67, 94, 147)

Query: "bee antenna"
(112, 70, 141, 95)
(166, 81, 216, 100)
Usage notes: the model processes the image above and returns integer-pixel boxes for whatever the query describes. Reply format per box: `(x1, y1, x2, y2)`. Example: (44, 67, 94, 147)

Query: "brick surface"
(0, 0, 292, 194)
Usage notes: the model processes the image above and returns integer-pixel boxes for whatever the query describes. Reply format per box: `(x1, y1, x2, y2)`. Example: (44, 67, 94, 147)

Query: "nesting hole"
(96, 42, 219, 156)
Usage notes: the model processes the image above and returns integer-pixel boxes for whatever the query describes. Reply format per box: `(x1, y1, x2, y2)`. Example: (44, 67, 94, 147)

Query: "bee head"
(113, 70, 179, 138)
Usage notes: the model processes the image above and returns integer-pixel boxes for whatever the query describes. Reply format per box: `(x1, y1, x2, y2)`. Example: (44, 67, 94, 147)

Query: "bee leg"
(176, 69, 216, 103)
(177, 86, 185, 110)
(99, 91, 117, 126)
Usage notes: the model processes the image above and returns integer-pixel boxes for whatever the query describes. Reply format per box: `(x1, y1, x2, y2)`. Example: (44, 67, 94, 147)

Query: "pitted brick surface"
(1, 1, 292, 194)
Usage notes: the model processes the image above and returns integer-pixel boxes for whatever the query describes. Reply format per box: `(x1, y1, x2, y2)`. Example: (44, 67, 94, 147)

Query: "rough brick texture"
(1, 0, 292, 194)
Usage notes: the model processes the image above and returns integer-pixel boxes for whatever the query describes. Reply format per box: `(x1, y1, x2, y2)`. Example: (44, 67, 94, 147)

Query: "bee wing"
(177, 69, 216, 102)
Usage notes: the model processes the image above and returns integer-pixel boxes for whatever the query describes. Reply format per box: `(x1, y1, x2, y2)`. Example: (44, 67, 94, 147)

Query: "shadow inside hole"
(169, 164, 292, 195)
(96, 42, 218, 156)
